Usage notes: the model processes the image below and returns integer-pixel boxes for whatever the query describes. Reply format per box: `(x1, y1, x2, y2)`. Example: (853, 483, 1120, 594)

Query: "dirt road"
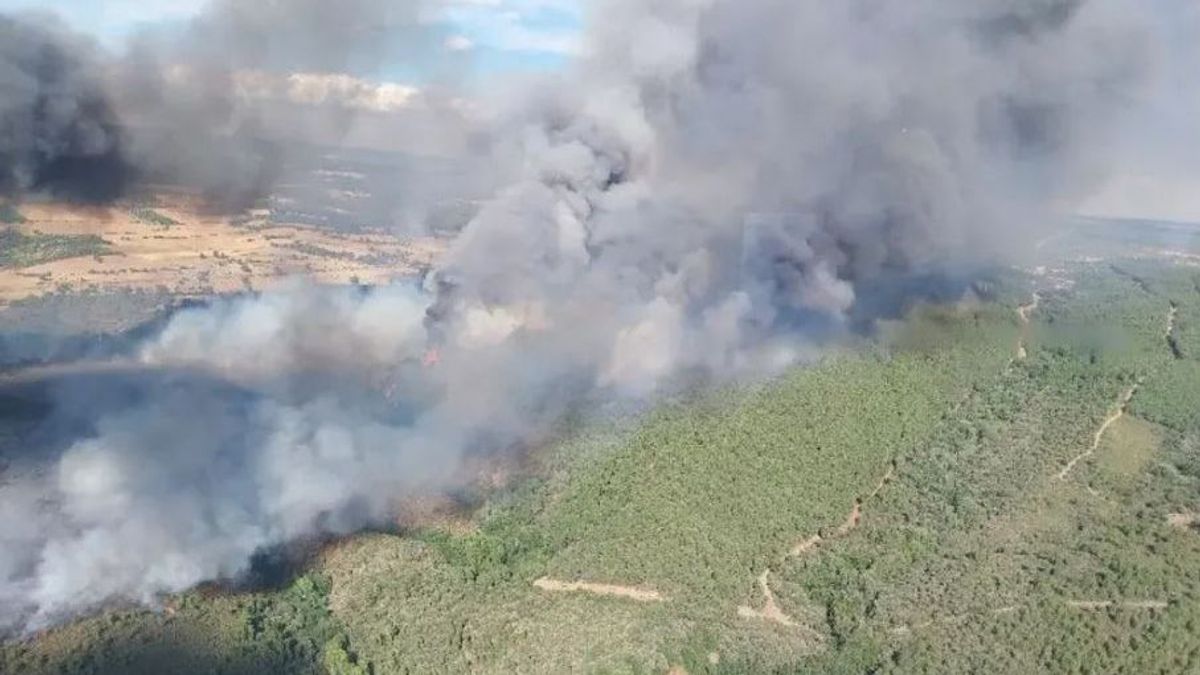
(1057, 384, 1139, 481)
(789, 463, 895, 556)
(737, 570, 800, 627)
(532, 577, 665, 602)
(1016, 292, 1040, 360)
(1066, 600, 1168, 611)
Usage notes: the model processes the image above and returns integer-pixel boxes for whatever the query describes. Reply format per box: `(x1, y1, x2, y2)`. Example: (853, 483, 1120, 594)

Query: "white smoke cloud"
(141, 284, 430, 379)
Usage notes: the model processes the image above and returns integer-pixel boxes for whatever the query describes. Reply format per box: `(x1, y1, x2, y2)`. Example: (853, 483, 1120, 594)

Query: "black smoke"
(0, 16, 132, 203)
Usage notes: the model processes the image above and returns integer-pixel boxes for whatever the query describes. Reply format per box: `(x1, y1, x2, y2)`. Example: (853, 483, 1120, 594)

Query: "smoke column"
(0, 0, 1183, 633)
(0, 15, 131, 202)
(0, 0, 455, 209)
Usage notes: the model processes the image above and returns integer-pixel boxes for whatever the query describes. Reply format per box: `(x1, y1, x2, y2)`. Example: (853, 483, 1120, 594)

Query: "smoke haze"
(0, 0, 470, 209)
(0, 0, 1188, 633)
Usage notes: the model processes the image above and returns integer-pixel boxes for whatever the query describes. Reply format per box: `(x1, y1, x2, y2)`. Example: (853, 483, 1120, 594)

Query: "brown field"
(0, 196, 444, 306)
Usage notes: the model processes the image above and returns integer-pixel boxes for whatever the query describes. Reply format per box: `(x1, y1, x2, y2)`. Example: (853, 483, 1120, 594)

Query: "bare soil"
(0, 197, 443, 306)
(1065, 600, 1168, 611)
(532, 578, 666, 602)
(737, 570, 802, 629)
(1015, 292, 1040, 361)
(1167, 512, 1198, 529)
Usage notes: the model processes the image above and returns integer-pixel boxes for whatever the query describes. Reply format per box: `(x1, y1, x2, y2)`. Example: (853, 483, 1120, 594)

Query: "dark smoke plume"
(0, 15, 131, 202)
(0, 0, 457, 209)
(0, 0, 1190, 634)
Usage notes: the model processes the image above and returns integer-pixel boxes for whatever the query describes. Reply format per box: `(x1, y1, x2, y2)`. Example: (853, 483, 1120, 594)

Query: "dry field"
(0, 196, 444, 306)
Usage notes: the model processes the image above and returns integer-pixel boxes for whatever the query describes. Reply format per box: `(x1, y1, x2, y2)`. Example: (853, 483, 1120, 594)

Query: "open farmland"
(0, 197, 443, 307)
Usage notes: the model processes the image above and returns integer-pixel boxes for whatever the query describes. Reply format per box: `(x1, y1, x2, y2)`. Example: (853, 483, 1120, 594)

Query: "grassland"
(5, 255, 1200, 673)
(0, 228, 110, 270)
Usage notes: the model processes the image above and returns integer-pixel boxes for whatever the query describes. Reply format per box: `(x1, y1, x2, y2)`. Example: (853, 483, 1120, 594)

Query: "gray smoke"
(0, 0, 459, 209)
(436, 0, 1157, 387)
(0, 0, 1184, 633)
(0, 15, 130, 202)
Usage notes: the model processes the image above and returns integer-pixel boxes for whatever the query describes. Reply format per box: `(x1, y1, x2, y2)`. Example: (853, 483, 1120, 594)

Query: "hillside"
(5, 239, 1200, 673)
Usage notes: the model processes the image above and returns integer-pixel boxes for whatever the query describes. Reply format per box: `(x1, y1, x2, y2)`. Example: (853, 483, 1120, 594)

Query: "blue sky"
(441, 0, 582, 73)
(0, 0, 583, 75)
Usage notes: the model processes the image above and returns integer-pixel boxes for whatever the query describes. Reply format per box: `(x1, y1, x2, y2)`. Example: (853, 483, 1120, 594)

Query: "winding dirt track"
(1018, 293, 1041, 325)
(533, 437, 898, 617)
(891, 301, 1185, 639)
(532, 577, 665, 602)
(1166, 303, 1183, 359)
(890, 304, 1180, 636)
(737, 570, 802, 628)
(788, 464, 896, 557)
(1053, 301, 1179, 482)
(1016, 292, 1040, 361)
(1057, 384, 1140, 481)
(736, 288, 1031, 630)
(741, 464, 897, 629)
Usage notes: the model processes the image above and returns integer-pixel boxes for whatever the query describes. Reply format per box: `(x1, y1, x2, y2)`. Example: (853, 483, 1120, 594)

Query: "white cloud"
(445, 34, 475, 51)
(227, 70, 422, 113)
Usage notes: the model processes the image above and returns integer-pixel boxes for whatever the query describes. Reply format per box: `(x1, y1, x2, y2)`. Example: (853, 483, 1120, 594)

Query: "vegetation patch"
(770, 261, 1200, 674)
(1094, 414, 1162, 479)
(0, 573, 365, 675)
(0, 203, 26, 224)
(130, 207, 180, 227)
(0, 229, 111, 269)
